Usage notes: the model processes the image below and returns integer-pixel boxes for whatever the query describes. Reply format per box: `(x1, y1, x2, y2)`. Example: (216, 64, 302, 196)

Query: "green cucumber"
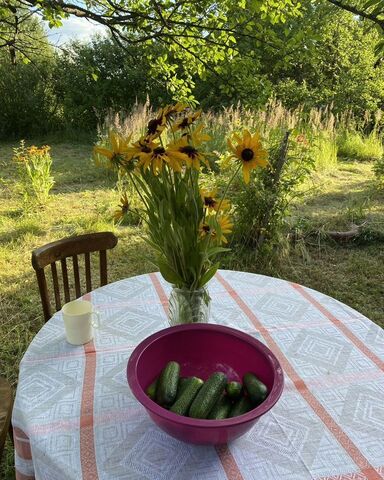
(229, 396, 253, 417)
(189, 372, 227, 419)
(146, 377, 159, 400)
(208, 394, 232, 420)
(170, 377, 204, 416)
(243, 372, 268, 405)
(177, 377, 190, 397)
(226, 381, 243, 401)
(156, 361, 180, 406)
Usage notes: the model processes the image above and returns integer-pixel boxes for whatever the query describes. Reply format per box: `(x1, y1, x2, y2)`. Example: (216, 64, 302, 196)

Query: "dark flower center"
(204, 196, 216, 207)
(111, 153, 124, 165)
(179, 118, 190, 129)
(147, 118, 163, 135)
(180, 145, 198, 158)
(241, 148, 254, 162)
(153, 146, 165, 156)
(202, 224, 211, 233)
(140, 143, 152, 153)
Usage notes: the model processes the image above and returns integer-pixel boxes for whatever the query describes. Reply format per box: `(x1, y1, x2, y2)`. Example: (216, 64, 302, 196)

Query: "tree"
(0, 1, 50, 64)
(3, 0, 303, 101)
(53, 38, 169, 129)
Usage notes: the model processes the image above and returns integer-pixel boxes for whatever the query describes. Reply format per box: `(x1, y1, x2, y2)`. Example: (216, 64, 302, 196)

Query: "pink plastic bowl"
(127, 324, 284, 445)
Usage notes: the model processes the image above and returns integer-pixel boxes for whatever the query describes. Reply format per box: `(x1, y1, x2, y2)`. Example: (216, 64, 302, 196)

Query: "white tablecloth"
(13, 270, 384, 480)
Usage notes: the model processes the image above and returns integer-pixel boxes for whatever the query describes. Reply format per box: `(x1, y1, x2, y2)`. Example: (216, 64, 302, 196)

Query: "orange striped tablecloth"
(13, 270, 384, 480)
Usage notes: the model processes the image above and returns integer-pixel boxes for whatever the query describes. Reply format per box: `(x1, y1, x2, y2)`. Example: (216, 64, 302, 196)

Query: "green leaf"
(198, 262, 220, 288)
(158, 260, 184, 285)
(206, 247, 231, 258)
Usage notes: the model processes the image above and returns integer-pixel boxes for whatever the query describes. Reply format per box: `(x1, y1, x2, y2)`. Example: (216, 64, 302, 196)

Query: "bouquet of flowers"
(94, 104, 267, 324)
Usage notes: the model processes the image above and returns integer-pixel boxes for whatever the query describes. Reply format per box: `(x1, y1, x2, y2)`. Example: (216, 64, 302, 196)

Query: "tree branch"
(326, 0, 384, 29)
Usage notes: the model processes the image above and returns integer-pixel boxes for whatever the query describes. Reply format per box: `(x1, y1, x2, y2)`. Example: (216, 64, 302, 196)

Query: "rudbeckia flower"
(171, 110, 202, 131)
(216, 214, 233, 244)
(137, 144, 182, 174)
(94, 131, 131, 169)
(184, 124, 211, 145)
(227, 130, 268, 183)
(167, 137, 208, 171)
(113, 192, 129, 222)
(146, 107, 167, 139)
(200, 188, 230, 212)
(199, 222, 217, 240)
(162, 102, 187, 120)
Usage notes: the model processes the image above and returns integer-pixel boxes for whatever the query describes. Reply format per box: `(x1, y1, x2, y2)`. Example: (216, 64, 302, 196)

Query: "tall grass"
(337, 130, 383, 160)
(100, 100, 382, 172)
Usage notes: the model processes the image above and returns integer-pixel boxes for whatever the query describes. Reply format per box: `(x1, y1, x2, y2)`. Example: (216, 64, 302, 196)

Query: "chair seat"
(0, 376, 13, 457)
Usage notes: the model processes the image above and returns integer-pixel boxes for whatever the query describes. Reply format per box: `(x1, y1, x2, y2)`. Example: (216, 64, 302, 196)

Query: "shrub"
(230, 131, 315, 253)
(13, 141, 54, 205)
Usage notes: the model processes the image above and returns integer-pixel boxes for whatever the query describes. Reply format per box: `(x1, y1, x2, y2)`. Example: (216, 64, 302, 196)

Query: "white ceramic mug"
(62, 300, 100, 345)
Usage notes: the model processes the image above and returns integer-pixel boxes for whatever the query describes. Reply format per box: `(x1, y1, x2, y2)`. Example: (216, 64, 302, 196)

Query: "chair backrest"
(32, 232, 118, 322)
(0, 376, 12, 461)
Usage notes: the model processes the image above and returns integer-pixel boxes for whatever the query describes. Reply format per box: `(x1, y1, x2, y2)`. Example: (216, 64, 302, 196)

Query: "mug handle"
(91, 311, 101, 329)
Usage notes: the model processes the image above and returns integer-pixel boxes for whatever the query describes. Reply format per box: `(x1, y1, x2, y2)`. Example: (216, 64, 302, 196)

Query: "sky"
(44, 16, 106, 45)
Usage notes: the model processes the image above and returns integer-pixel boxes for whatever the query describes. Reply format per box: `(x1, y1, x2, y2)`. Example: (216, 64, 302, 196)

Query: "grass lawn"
(0, 140, 383, 478)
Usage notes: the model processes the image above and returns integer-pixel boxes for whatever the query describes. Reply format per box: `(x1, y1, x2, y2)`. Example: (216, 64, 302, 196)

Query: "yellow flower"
(162, 102, 187, 120)
(216, 214, 233, 244)
(146, 107, 168, 139)
(171, 110, 202, 131)
(227, 130, 268, 183)
(167, 136, 208, 170)
(137, 143, 182, 174)
(199, 222, 217, 241)
(94, 131, 131, 169)
(129, 137, 156, 160)
(113, 192, 129, 222)
(199, 214, 233, 244)
(200, 188, 230, 212)
(184, 124, 211, 145)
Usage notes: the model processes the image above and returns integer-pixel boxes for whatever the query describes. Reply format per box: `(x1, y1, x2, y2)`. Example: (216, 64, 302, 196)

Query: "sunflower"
(216, 214, 233, 244)
(137, 143, 182, 174)
(171, 110, 202, 131)
(227, 130, 268, 183)
(167, 136, 208, 170)
(113, 192, 129, 222)
(200, 188, 230, 212)
(94, 131, 131, 169)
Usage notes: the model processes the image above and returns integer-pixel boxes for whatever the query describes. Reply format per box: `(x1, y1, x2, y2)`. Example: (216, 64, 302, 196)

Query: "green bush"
(0, 59, 58, 138)
(230, 131, 315, 253)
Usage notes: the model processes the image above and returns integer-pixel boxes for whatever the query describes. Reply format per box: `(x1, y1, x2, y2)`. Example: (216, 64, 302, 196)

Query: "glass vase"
(168, 287, 211, 326)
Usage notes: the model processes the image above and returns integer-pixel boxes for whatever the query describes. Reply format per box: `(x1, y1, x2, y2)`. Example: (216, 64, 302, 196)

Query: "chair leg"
(8, 420, 13, 445)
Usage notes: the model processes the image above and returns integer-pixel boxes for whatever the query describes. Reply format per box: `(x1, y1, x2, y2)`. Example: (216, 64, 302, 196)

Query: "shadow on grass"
(0, 222, 45, 244)
(304, 179, 377, 208)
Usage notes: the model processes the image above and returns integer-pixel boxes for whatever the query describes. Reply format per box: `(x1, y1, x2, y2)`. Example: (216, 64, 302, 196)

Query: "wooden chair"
(0, 376, 13, 461)
(32, 232, 118, 322)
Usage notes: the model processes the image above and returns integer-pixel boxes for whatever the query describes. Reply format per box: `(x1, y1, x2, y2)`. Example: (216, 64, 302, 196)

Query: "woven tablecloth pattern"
(13, 270, 384, 480)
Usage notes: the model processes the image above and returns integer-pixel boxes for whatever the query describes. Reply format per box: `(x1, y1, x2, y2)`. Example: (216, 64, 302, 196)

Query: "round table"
(13, 270, 384, 480)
